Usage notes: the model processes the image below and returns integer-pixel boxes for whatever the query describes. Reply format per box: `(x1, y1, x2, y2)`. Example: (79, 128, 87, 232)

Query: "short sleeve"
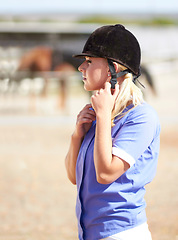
(112, 103, 160, 167)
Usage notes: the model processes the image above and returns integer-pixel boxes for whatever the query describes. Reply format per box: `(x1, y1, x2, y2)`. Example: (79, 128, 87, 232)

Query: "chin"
(84, 85, 92, 92)
(84, 83, 99, 92)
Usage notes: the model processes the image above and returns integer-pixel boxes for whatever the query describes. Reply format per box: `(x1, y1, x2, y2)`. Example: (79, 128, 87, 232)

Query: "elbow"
(96, 173, 114, 185)
(65, 165, 76, 185)
(67, 174, 76, 185)
(65, 158, 76, 185)
(96, 170, 125, 184)
(70, 179, 77, 185)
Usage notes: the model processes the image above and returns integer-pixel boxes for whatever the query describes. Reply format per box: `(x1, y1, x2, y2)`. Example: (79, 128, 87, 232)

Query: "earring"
(108, 73, 110, 77)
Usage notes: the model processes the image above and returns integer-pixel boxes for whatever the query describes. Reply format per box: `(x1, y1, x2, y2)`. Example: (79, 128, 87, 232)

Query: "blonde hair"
(111, 64, 143, 126)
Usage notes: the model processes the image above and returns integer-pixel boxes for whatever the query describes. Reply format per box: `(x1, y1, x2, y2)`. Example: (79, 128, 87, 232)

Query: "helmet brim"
(72, 53, 99, 58)
(73, 53, 137, 75)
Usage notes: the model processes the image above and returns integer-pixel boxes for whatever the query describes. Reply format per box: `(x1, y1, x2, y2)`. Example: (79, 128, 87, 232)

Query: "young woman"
(65, 24, 160, 240)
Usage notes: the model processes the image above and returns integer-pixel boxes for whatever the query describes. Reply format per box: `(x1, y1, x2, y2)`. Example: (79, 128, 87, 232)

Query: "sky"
(0, 0, 178, 15)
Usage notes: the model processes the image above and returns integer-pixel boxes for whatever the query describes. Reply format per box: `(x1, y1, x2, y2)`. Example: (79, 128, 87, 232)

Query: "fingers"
(92, 82, 119, 101)
(105, 81, 111, 92)
(83, 103, 92, 110)
(78, 112, 96, 122)
(77, 104, 96, 123)
(104, 82, 119, 97)
(112, 83, 119, 97)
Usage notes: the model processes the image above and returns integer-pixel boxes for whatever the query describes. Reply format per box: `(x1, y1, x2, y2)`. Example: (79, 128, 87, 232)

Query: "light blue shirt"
(76, 102, 160, 240)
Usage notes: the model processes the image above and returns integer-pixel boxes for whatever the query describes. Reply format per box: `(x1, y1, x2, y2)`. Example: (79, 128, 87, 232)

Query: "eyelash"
(86, 59, 92, 64)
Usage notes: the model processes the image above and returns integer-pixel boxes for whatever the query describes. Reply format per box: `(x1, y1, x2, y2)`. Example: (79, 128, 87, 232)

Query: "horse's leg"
(41, 77, 49, 98)
(59, 76, 67, 110)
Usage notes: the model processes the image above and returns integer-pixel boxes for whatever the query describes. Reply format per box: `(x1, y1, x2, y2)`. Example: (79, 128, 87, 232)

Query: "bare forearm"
(94, 113, 113, 183)
(94, 113, 130, 184)
(65, 104, 96, 184)
(65, 134, 83, 184)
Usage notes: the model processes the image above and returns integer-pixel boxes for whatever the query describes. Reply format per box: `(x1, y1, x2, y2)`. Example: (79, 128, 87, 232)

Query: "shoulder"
(114, 101, 160, 134)
(127, 101, 160, 134)
(128, 101, 159, 121)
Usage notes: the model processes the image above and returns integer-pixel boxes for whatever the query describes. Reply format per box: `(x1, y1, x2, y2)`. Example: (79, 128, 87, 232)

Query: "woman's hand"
(74, 104, 96, 139)
(91, 82, 119, 117)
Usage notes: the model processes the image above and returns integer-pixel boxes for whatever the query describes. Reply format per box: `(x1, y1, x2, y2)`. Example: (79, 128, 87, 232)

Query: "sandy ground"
(0, 117, 177, 240)
(0, 64, 178, 240)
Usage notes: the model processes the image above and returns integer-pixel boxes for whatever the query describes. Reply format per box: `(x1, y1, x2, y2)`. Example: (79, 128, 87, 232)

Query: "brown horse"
(18, 46, 76, 110)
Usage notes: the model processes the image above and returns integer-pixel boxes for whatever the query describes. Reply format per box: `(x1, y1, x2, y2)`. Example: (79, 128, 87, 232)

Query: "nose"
(78, 61, 85, 72)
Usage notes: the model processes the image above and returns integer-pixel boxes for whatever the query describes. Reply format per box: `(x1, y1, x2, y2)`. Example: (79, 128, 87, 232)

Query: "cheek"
(87, 68, 100, 83)
(98, 70, 108, 84)
(86, 64, 108, 89)
(94, 68, 107, 80)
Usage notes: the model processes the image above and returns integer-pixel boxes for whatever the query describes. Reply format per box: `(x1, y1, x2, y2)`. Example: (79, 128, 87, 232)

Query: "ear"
(112, 62, 120, 73)
(107, 62, 119, 75)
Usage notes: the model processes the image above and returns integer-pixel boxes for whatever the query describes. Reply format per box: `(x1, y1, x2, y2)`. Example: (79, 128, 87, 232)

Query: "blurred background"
(0, 0, 178, 239)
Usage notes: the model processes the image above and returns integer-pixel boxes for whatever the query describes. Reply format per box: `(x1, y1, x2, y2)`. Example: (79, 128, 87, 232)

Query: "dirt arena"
(0, 66, 178, 240)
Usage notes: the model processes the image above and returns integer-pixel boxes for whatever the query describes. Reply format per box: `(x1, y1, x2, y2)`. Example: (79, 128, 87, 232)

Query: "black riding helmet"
(73, 24, 141, 89)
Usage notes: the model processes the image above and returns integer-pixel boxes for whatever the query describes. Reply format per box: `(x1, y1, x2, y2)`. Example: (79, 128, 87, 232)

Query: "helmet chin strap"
(107, 59, 130, 89)
(132, 68, 145, 88)
(107, 59, 145, 89)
